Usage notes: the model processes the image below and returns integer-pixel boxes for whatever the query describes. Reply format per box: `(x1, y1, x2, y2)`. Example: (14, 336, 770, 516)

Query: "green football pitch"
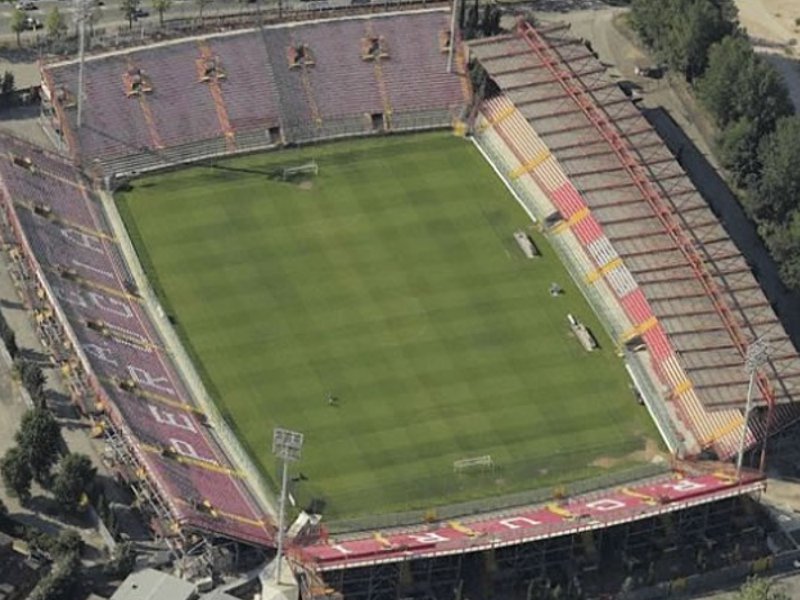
(117, 132, 659, 520)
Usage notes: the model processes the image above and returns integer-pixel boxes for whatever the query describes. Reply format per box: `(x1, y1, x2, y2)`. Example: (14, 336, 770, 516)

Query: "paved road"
(0, 0, 384, 40)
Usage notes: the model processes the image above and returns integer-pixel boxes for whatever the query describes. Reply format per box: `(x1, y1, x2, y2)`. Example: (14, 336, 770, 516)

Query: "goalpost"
(281, 161, 319, 181)
(453, 455, 495, 474)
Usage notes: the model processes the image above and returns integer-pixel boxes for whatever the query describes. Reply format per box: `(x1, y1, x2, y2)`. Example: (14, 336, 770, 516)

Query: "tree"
(120, 0, 140, 29)
(10, 8, 26, 48)
(15, 408, 61, 484)
(700, 35, 792, 135)
(29, 551, 81, 600)
(45, 6, 67, 40)
(104, 542, 136, 578)
(462, 0, 479, 39)
(17, 359, 46, 407)
(665, 0, 728, 80)
(53, 529, 84, 559)
(1, 446, 32, 501)
(2, 329, 18, 359)
(151, 0, 171, 26)
(195, 0, 212, 22)
(0, 310, 17, 358)
(753, 115, 800, 223)
(717, 117, 762, 188)
(87, 0, 103, 37)
(698, 35, 753, 127)
(764, 215, 800, 292)
(631, 0, 735, 80)
(737, 577, 790, 600)
(52, 453, 96, 512)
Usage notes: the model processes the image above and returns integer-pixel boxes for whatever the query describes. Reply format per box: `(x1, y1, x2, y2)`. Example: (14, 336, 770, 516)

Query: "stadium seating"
(0, 133, 272, 546)
(209, 34, 282, 132)
(301, 19, 383, 119)
(133, 44, 224, 149)
(474, 92, 759, 460)
(42, 11, 467, 170)
(374, 13, 465, 114)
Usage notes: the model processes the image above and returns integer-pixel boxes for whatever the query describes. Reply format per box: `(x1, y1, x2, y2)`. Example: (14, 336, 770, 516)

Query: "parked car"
(132, 7, 149, 18)
(634, 65, 666, 79)
(16, 1, 38, 11)
(22, 16, 43, 30)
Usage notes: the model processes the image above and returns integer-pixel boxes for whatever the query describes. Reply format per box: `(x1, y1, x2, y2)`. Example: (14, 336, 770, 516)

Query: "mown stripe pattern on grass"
(117, 133, 657, 518)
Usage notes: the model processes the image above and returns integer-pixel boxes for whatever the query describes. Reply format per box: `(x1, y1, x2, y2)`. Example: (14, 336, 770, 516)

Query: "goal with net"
(281, 161, 319, 181)
(453, 455, 495, 474)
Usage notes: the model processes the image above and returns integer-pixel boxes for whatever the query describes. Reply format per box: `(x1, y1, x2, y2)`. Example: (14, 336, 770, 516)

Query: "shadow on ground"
(643, 106, 800, 345)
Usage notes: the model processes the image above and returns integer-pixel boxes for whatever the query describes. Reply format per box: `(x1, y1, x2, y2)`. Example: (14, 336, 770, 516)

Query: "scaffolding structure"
(314, 494, 771, 600)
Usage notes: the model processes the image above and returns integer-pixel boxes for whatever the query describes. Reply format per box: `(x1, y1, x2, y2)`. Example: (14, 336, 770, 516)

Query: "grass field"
(117, 133, 659, 519)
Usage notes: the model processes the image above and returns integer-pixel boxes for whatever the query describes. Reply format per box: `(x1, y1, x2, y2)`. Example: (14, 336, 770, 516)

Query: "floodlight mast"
(736, 338, 770, 481)
(272, 427, 303, 585)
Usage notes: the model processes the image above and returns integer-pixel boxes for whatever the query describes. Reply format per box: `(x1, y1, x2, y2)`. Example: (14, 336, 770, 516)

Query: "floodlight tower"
(736, 337, 770, 480)
(272, 427, 304, 585)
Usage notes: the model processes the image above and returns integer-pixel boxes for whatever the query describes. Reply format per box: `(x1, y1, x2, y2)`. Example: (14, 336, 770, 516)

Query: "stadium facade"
(0, 5, 794, 598)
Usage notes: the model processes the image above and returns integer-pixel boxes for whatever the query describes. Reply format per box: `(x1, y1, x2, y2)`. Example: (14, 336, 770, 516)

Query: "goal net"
(453, 455, 494, 473)
(281, 161, 319, 181)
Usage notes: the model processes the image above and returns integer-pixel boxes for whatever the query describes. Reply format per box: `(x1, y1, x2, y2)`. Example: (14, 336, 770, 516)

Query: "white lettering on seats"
(82, 344, 119, 367)
(661, 479, 706, 493)
(585, 498, 626, 512)
(170, 438, 213, 463)
(127, 365, 175, 396)
(149, 405, 196, 433)
(499, 517, 541, 530)
(52, 285, 88, 309)
(104, 322, 152, 352)
(52, 286, 133, 320)
(408, 532, 449, 544)
(87, 292, 133, 319)
(71, 258, 114, 280)
(82, 342, 118, 366)
(331, 544, 352, 555)
(61, 228, 104, 254)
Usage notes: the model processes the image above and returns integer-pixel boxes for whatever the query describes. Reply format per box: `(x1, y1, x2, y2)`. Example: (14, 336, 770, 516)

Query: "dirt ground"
(735, 0, 800, 112)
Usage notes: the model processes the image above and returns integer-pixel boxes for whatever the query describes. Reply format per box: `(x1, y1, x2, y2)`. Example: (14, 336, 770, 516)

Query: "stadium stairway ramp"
(197, 40, 237, 152)
(288, 31, 323, 129)
(126, 57, 164, 151)
(475, 93, 748, 460)
(40, 69, 79, 161)
(263, 28, 322, 140)
(364, 21, 393, 130)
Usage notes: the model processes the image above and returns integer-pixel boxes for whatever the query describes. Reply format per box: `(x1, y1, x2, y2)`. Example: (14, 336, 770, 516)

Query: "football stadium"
(0, 3, 798, 598)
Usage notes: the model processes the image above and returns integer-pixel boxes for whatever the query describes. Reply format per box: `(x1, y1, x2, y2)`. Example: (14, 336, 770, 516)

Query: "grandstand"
(40, 10, 468, 175)
(468, 21, 800, 460)
(0, 4, 796, 598)
(0, 132, 272, 548)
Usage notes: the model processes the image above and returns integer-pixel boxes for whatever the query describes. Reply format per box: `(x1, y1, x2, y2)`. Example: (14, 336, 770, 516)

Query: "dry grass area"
(736, 0, 800, 111)
(736, 0, 800, 44)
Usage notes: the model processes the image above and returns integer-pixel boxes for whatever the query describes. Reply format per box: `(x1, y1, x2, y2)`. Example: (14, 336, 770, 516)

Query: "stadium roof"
(468, 22, 800, 414)
(110, 569, 196, 600)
